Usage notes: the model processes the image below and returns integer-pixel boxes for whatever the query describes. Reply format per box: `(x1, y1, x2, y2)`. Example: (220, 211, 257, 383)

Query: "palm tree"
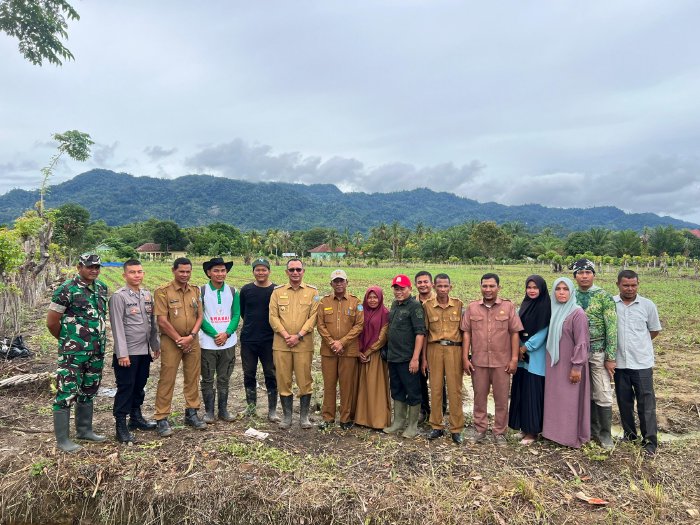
(588, 227, 612, 255)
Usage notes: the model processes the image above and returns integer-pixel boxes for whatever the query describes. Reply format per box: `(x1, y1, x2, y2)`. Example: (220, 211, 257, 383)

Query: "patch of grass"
(31, 326, 57, 357)
(30, 458, 52, 476)
(514, 477, 547, 518)
(642, 479, 667, 519)
(220, 440, 301, 472)
(581, 442, 610, 461)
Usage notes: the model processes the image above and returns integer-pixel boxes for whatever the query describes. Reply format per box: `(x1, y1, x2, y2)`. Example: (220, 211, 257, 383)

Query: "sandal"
(520, 436, 536, 446)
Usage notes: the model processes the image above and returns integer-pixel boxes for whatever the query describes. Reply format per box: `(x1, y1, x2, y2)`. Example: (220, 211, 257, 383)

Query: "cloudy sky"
(1, 1, 699, 223)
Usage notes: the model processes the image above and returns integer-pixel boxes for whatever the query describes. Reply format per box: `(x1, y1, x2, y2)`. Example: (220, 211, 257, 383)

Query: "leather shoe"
(340, 421, 354, 430)
(451, 432, 463, 445)
(427, 429, 444, 440)
(318, 420, 334, 431)
(156, 419, 172, 437)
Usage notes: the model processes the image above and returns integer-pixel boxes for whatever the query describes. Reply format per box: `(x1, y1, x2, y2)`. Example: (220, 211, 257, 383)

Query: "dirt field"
(1, 266, 699, 524)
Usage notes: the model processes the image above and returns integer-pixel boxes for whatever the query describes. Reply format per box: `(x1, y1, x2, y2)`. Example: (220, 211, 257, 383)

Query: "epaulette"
(115, 286, 128, 294)
(305, 284, 318, 290)
(274, 284, 286, 289)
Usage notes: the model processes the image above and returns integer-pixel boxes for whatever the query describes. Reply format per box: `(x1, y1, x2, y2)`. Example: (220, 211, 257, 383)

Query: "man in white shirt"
(613, 269, 662, 455)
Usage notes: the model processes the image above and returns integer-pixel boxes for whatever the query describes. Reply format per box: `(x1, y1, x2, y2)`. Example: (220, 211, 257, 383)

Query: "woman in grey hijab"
(541, 277, 591, 448)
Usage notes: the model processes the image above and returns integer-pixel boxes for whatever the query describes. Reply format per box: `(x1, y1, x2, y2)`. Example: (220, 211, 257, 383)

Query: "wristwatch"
(190, 332, 198, 338)
(297, 333, 304, 341)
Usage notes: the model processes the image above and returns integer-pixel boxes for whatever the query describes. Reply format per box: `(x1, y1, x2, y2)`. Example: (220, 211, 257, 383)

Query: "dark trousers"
(614, 368, 658, 448)
(388, 362, 422, 406)
(201, 346, 235, 394)
(112, 354, 152, 418)
(240, 340, 277, 393)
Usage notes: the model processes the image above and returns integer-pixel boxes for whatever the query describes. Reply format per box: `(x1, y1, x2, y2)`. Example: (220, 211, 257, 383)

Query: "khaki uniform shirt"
(109, 286, 160, 358)
(316, 293, 365, 357)
(417, 290, 437, 305)
(423, 297, 464, 344)
(460, 297, 523, 368)
(269, 282, 320, 352)
(154, 280, 202, 348)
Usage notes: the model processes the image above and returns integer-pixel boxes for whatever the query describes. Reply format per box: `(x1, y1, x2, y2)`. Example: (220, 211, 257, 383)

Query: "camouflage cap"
(252, 257, 270, 270)
(78, 253, 102, 267)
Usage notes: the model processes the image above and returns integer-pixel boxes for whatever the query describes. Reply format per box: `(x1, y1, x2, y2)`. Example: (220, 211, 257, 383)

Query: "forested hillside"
(0, 169, 695, 231)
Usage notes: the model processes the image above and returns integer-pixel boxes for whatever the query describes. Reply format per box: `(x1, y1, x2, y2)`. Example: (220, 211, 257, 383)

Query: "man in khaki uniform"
(421, 273, 464, 444)
(153, 258, 206, 437)
(316, 269, 365, 430)
(269, 258, 320, 429)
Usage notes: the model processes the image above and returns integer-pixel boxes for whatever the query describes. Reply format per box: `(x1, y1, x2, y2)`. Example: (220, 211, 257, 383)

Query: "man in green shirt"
(199, 257, 240, 423)
(383, 274, 426, 438)
(573, 258, 617, 449)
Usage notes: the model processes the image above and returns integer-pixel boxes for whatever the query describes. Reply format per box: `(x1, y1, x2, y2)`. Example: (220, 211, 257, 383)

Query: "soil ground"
(1, 269, 700, 524)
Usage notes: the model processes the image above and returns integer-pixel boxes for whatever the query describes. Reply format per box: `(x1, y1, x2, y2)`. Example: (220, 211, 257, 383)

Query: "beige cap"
(330, 269, 348, 281)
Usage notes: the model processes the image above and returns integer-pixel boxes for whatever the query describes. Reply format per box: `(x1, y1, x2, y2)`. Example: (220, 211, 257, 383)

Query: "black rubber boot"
(244, 387, 257, 417)
(598, 405, 614, 449)
(115, 416, 135, 444)
(299, 394, 312, 429)
(129, 407, 157, 430)
(185, 408, 207, 429)
(279, 395, 293, 430)
(218, 390, 235, 422)
(75, 401, 106, 442)
(202, 391, 216, 424)
(590, 400, 601, 442)
(53, 407, 81, 452)
(267, 390, 280, 422)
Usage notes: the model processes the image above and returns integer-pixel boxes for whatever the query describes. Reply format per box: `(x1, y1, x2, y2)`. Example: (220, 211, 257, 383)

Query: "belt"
(437, 340, 460, 346)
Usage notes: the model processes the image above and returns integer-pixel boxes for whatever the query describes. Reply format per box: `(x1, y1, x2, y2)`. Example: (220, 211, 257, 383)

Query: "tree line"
(27, 203, 700, 266)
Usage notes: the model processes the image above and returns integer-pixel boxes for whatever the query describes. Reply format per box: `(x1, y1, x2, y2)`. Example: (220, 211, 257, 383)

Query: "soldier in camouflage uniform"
(47, 253, 108, 452)
(572, 258, 618, 449)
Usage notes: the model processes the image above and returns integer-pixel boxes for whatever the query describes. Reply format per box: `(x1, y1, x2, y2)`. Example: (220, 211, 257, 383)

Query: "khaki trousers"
(273, 350, 313, 397)
(321, 355, 359, 423)
(589, 351, 613, 407)
(153, 337, 201, 420)
(427, 343, 464, 432)
(471, 365, 510, 435)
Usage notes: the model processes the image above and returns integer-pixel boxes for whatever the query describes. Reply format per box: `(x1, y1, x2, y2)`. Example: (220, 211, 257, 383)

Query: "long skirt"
(508, 367, 545, 436)
(355, 353, 391, 429)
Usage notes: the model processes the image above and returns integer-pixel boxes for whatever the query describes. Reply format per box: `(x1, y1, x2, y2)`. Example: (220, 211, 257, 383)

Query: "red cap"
(391, 274, 411, 288)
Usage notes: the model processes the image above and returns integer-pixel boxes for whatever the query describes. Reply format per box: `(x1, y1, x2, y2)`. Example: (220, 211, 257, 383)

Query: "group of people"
(47, 255, 661, 456)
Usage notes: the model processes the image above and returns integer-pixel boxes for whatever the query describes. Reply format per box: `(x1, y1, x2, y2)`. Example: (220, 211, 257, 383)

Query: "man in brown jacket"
(316, 270, 365, 430)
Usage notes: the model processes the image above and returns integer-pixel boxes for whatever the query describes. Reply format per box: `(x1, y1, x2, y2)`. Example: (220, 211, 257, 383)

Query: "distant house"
(689, 229, 700, 240)
(136, 243, 187, 261)
(94, 243, 113, 254)
(309, 243, 346, 261)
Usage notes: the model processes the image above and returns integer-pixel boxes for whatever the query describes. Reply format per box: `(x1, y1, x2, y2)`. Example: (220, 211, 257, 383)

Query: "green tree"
(469, 221, 511, 260)
(588, 227, 613, 255)
(611, 230, 642, 257)
(509, 236, 531, 260)
(53, 202, 90, 256)
(39, 130, 93, 215)
(0, 0, 80, 66)
(564, 231, 593, 256)
(152, 220, 187, 251)
(648, 226, 684, 256)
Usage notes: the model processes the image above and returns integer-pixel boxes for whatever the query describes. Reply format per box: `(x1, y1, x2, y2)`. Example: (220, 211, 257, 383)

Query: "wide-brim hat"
(203, 257, 233, 275)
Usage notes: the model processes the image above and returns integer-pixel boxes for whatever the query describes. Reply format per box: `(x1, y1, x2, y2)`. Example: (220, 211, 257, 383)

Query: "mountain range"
(0, 169, 696, 232)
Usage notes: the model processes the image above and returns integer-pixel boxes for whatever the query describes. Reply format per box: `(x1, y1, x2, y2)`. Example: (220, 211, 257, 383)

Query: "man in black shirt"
(383, 274, 426, 439)
(239, 258, 279, 421)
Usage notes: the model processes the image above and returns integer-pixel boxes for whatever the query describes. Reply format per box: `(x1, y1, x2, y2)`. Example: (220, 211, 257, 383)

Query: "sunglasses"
(287, 267, 304, 272)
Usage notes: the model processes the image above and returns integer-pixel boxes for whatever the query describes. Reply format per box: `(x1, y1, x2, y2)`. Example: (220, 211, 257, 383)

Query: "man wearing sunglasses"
(269, 259, 320, 429)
